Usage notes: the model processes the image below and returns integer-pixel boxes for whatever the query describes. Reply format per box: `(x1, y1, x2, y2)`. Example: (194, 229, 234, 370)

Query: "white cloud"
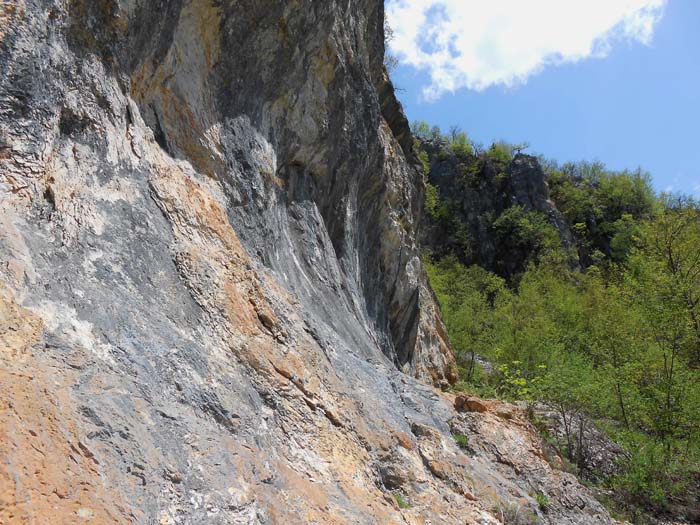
(386, 0, 667, 99)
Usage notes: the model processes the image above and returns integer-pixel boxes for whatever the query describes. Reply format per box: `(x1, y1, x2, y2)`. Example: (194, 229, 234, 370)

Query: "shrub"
(412, 120, 431, 139)
(424, 183, 450, 224)
(534, 492, 549, 512)
(452, 433, 469, 450)
(487, 142, 512, 164)
(417, 149, 430, 174)
(451, 131, 473, 157)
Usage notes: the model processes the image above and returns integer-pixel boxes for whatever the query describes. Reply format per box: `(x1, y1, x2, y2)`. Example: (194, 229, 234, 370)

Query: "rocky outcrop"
(509, 154, 576, 254)
(420, 139, 575, 277)
(1, 1, 612, 523)
(448, 396, 615, 525)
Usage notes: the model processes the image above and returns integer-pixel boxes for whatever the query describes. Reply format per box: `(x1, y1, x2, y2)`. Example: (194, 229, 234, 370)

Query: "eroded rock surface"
(2, 1, 613, 523)
(419, 139, 576, 278)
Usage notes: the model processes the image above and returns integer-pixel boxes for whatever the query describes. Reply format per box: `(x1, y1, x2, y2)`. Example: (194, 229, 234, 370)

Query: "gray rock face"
(1, 1, 612, 523)
(420, 139, 576, 278)
(509, 154, 576, 254)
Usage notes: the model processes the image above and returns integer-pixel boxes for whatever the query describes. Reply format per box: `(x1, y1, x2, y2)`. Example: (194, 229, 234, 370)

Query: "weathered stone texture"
(0, 1, 612, 523)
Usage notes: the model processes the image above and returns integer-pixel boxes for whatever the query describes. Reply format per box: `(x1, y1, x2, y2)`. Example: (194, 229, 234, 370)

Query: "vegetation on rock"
(419, 123, 700, 523)
(394, 493, 411, 509)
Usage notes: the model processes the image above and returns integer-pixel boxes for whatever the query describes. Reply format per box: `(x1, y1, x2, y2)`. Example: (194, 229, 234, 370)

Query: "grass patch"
(452, 433, 469, 451)
(534, 491, 549, 512)
(394, 493, 410, 509)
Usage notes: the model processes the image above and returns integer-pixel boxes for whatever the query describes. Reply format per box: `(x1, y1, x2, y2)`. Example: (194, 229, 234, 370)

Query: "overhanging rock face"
(1, 2, 613, 523)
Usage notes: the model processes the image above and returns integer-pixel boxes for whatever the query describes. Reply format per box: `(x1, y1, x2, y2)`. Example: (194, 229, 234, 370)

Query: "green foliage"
(598, 169, 655, 221)
(412, 120, 431, 139)
(393, 493, 410, 509)
(451, 131, 473, 157)
(426, 200, 700, 517)
(495, 171, 509, 189)
(609, 214, 640, 261)
(546, 161, 656, 265)
(425, 256, 506, 385)
(414, 130, 570, 279)
(383, 14, 398, 74)
(612, 439, 676, 509)
(487, 141, 513, 164)
(534, 492, 549, 512)
(492, 206, 564, 274)
(418, 122, 699, 520)
(452, 433, 469, 450)
(417, 149, 430, 174)
(451, 362, 496, 398)
(496, 361, 544, 402)
(424, 183, 451, 225)
(493, 206, 559, 251)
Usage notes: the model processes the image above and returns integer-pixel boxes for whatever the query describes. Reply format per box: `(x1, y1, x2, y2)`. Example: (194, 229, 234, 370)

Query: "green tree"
(450, 130, 473, 157)
(536, 353, 598, 468)
(487, 141, 512, 164)
(425, 257, 506, 383)
(492, 206, 563, 276)
(546, 161, 656, 265)
(412, 120, 431, 139)
(625, 199, 700, 458)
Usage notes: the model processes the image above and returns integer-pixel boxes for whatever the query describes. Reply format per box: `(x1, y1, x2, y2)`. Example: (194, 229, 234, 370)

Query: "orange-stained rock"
(455, 394, 490, 413)
(0, 1, 618, 523)
(0, 293, 129, 524)
(394, 431, 416, 451)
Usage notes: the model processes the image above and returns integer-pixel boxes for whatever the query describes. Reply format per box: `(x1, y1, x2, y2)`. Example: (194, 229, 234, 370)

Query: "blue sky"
(388, 0, 700, 195)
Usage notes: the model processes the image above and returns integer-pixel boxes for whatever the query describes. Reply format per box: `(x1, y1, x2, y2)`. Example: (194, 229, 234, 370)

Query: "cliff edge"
(1, 1, 613, 523)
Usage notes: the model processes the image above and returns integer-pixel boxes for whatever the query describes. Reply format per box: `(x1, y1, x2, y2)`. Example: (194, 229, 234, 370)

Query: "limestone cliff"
(419, 138, 576, 279)
(1, 1, 613, 524)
